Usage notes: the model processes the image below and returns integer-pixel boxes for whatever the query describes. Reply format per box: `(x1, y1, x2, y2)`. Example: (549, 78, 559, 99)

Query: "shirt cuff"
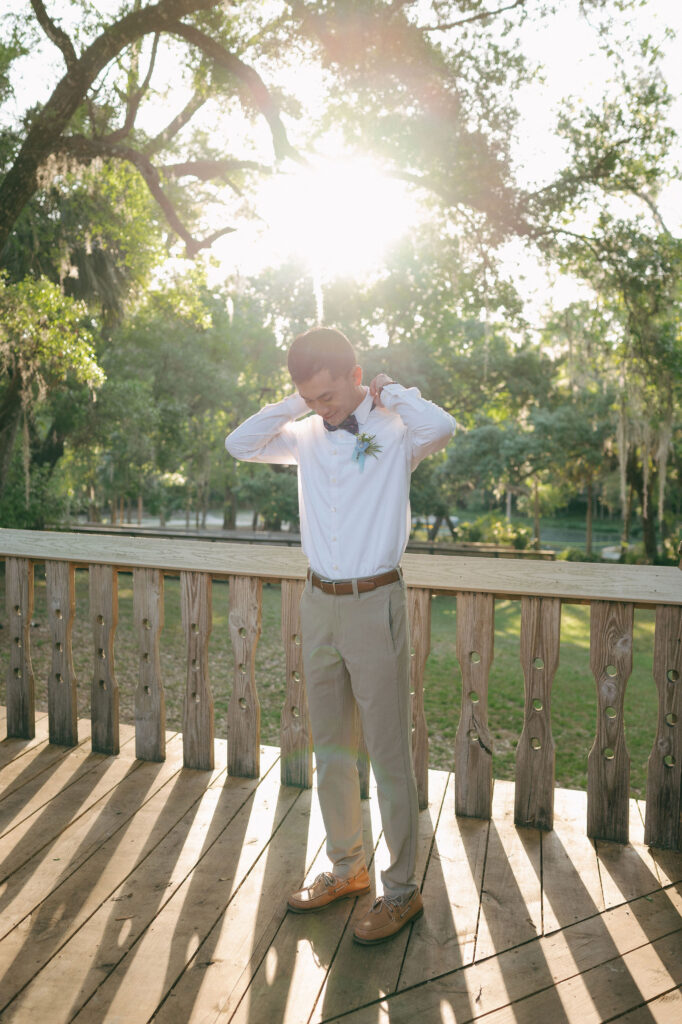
(283, 392, 309, 418)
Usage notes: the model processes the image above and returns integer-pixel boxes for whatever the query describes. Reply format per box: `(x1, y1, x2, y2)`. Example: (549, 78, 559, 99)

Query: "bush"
(0, 456, 67, 529)
(457, 513, 531, 549)
(557, 547, 603, 563)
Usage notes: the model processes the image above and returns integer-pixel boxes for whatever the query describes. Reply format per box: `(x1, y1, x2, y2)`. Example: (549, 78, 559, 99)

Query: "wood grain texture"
(515, 596, 561, 831)
(454, 591, 494, 819)
(409, 587, 431, 810)
(181, 571, 214, 770)
(1, 529, 680, 604)
(133, 568, 166, 762)
(5, 557, 35, 739)
(279, 578, 312, 788)
(227, 574, 261, 778)
(587, 600, 634, 843)
(644, 603, 682, 849)
(45, 561, 77, 747)
(89, 564, 119, 755)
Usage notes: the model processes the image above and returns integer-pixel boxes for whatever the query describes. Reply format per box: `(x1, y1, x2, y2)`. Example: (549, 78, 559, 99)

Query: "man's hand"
(369, 373, 395, 407)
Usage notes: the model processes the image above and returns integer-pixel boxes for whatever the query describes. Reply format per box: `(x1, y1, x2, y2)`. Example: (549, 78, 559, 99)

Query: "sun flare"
(257, 156, 420, 281)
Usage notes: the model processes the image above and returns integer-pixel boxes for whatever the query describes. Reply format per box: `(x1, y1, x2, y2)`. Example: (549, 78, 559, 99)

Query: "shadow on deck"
(0, 710, 681, 1024)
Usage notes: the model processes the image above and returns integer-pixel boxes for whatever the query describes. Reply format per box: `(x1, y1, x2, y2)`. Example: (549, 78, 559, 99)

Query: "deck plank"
(64, 752, 303, 1024)
(0, 713, 51, 768)
(398, 773, 488, 989)
(610, 988, 682, 1022)
(474, 779, 543, 960)
(0, 720, 92, 803)
(226, 773, 387, 1024)
(309, 768, 451, 1023)
(0, 740, 233, 1013)
(596, 798, 663, 909)
(542, 785, 604, 933)
(331, 886, 682, 1024)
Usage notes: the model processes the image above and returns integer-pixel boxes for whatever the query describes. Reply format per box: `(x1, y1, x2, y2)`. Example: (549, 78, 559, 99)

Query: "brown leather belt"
(308, 568, 401, 596)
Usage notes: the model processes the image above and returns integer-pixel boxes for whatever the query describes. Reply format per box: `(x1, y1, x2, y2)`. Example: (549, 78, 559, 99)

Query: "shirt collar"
(354, 387, 375, 427)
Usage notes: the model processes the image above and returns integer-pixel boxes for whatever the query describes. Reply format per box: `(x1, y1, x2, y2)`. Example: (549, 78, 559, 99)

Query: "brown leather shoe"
(353, 888, 423, 944)
(288, 867, 370, 913)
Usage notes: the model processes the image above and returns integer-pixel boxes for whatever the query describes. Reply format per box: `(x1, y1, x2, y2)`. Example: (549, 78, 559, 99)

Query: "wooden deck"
(1, 711, 681, 1024)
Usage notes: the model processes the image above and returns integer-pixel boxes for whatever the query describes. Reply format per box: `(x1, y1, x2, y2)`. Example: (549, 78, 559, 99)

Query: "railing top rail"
(1, 528, 680, 606)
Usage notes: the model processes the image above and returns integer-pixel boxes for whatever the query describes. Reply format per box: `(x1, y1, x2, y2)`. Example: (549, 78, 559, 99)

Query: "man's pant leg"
(300, 580, 366, 880)
(339, 580, 419, 900)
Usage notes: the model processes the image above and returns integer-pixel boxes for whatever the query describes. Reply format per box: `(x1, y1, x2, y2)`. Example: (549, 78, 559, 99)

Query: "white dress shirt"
(225, 383, 455, 579)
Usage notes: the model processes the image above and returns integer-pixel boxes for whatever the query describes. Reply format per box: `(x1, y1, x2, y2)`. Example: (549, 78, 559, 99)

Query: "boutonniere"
(352, 432, 382, 472)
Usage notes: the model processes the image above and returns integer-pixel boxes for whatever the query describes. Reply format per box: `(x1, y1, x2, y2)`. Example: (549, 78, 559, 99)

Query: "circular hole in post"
(605, 706, 617, 719)
(98, 648, 106, 660)
(56, 672, 63, 683)
(469, 691, 480, 703)
(470, 651, 481, 665)
(144, 685, 150, 694)
(533, 657, 544, 670)
(467, 729, 479, 742)
(239, 697, 248, 710)
(293, 634, 302, 646)
(532, 698, 543, 712)
(143, 652, 150, 662)
(143, 618, 151, 630)
(667, 669, 679, 683)
(238, 662, 246, 674)
(606, 665, 617, 678)
(292, 670, 301, 682)
(238, 626, 247, 638)
(191, 657, 197, 669)
(14, 636, 21, 647)
(97, 614, 104, 625)
(603, 747, 615, 760)
(530, 737, 542, 750)
(292, 706, 300, 718)
(191, 623, 198, 634)
(665, 712, 678, 726)
(663, 754, 676, 767)
(55, 641, 63, 652)
(13, 668, 21, 678)
(14, 605, 21, 615)
(192, 692, 200, 703)
(55, 608, 63, 619)
(99, 679, 107, 690)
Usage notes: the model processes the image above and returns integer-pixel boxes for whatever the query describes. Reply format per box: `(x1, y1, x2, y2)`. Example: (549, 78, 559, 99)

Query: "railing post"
(454, 591, 494, 819)
(644, 604, 682, 849)
(89, 564, 119, 755)
(227, 574, 261, 778)
(409, 587, 431, 811)
(46, 560, 78, 746)
(133, 567, 166, 762)
(587, 600, 633, 843)
(280, 579, 312, 788)
(5, 557, 35, 739)
(515, 596, 560, 831)
(181, 571, 214, 770)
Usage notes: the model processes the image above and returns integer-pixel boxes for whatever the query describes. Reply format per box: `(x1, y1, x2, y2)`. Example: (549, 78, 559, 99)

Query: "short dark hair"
(288, 327, 356, 383)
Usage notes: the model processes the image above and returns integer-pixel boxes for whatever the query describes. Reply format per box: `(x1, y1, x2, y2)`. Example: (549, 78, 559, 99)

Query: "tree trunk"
(137, 494, 143, 525)
(428, 515, 443, 541)
(585, 473, 593, 556)
(532, 478, 540, 550)
(0, 372, 22, 502)
(505, 489, 512, 522)
(222, 480, 237, 530)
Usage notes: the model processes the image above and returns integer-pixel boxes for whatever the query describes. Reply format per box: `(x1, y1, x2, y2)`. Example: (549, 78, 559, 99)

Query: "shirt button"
(331, 536, 337, 541)
(331, 506, 336, 512)
(333, 564, 339, 571)
(331, 450, 337, 456)
(330, 477, 336, 483)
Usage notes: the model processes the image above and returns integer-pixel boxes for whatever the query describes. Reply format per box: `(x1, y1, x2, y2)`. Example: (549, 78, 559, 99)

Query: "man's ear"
(351, 365, 362, 386)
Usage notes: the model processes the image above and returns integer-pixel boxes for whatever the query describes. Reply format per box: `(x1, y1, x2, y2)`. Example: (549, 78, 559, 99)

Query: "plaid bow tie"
(323, 413, 359, 435)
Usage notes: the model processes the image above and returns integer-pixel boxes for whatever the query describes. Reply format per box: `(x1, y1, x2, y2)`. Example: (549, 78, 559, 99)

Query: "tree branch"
(162, 158, 271, 179)
(168, 21, 301, 163)
(422, 0, 527, 32)
(106, 33, 160, 142)
(30, 0, 78, 68)
(144, 92, 207, 155)
(59, 134, 236, 257)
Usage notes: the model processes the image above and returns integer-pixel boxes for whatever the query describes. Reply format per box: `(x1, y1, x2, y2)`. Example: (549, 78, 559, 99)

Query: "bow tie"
(323, 413, 359, 435)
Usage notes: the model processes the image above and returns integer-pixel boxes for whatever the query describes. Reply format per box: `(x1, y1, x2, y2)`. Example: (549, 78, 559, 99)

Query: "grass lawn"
(0, 569, 658, 797)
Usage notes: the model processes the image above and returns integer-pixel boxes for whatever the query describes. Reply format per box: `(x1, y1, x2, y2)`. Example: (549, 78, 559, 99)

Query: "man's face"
(296, 365, 362, 425)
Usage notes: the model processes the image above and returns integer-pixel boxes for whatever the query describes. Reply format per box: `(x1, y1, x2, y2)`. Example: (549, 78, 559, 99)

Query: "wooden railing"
(1, 528, 681, 851)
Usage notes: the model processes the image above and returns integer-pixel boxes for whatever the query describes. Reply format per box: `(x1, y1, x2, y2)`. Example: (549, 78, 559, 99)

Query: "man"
(225, 327, 455, 944)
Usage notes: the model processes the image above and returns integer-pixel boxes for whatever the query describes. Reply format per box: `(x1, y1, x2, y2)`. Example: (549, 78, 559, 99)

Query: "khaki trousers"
(300, 574, 418, 899)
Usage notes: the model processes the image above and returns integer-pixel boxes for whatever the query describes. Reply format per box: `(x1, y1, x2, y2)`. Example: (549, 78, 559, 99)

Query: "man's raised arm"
(370, 374, 456, 467)
(225, 392, 309, 465)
